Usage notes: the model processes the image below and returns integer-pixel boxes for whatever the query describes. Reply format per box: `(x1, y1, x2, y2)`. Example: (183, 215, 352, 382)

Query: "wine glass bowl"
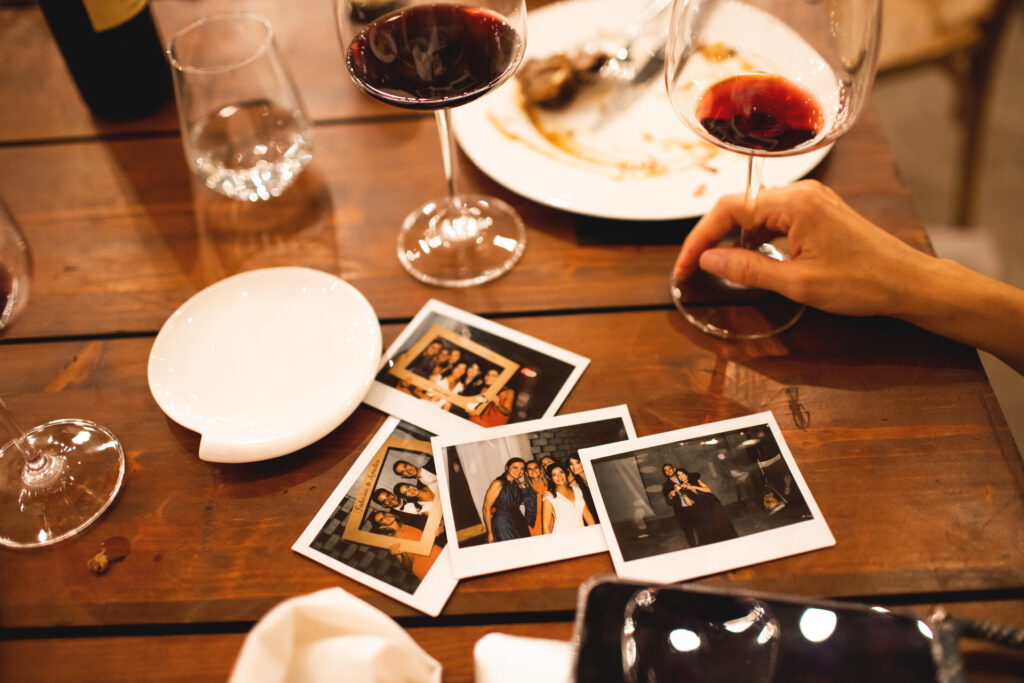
(334, 0, 528, 287)
(665, 0, 881, 339)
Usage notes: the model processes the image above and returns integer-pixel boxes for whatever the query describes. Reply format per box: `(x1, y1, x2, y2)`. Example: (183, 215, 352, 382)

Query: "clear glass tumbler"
(168, 13, 314, 202)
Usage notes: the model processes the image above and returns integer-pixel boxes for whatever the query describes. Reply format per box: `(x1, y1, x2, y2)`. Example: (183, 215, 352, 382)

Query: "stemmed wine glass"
(0, 199, 125, 548)
(666, 0, 881, 339)
(334, 0, 528, 287)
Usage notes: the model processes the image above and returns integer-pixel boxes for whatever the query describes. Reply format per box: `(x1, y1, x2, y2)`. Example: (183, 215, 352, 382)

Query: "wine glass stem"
(0, 395, 31, 460)
(0, 395, 61, 486)
(740, 154, 765, 249)
(434, 109, 461, 209)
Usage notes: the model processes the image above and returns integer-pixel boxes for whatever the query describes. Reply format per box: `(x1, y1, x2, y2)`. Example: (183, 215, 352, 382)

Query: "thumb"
(698, 247, 792, 293)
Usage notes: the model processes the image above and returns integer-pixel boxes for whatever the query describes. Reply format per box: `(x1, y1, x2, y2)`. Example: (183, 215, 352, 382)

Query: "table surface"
(1, 1, 1022, 681)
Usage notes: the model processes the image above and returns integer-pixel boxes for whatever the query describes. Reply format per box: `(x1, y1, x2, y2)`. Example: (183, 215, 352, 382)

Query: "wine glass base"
(397, 194, 526, 288)
(0, 419, 125, 549)
(670, 242, 805, 340)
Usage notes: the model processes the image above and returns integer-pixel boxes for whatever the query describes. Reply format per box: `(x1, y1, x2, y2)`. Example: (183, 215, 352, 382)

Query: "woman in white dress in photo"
(541, 463, 596, 534)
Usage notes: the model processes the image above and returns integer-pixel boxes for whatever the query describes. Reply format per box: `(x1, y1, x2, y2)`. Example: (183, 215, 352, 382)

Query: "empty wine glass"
(666, 0, 881, 339)
(0, 199, 125, 549)
(334, 0, 528, 287)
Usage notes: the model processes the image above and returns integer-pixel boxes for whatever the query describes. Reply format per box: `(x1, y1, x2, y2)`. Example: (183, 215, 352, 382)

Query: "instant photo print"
(293, 418, 457, 616)
(433, 406, 636, 579)
(579, 412, 834, 584)
(365, 300, 589, 434)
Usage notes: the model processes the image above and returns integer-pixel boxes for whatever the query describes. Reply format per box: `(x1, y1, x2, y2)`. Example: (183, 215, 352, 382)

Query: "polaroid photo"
(364, 299, 589, 434)
(293, 417, 456, 616)
(579, 411, 834, 584)
(433, 405, 636, 579)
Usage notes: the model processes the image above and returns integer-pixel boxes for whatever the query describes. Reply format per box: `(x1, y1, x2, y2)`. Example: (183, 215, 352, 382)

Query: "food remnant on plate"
(516, 51, 608, 108)
(698, 42, 737, 61)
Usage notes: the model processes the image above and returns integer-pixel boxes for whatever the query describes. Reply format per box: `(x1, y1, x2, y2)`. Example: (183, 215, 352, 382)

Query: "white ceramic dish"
(148, 267, 381, 463)
(452, 0, 831, 220)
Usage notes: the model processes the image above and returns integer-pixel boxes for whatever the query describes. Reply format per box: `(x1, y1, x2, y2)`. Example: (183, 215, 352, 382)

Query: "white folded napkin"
(473, 632, 574, 683)
(229, 588, 442, 683)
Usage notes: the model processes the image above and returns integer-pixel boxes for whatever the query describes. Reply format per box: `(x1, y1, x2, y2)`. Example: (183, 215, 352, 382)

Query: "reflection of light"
(916, 621, 934, 640)
(799, 608, 837, 643)
(724, 607, 763, 633)
(492, 235, 518, 252)
(623, 636, 637, 668)
(700, 438, 719, 445)
(756, 622, 778, 645)
(870, 606, 890, 613)
(740, 438, 760, 447)
(668, 628, 702, 652)
(520, 368, 537, 378)
(72, 430, 91, 445)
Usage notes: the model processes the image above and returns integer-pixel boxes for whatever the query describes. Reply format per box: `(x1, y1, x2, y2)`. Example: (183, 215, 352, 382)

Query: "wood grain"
(1, 107, 924, 341)
(2, 603, 1022, 682)
(1, 0, 1020, 676)
(0, 312, 1019, 628)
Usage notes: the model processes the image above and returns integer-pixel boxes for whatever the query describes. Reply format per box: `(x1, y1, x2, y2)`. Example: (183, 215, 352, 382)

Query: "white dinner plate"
(148, 267, 382, 463)
(453, 0, 831, 220)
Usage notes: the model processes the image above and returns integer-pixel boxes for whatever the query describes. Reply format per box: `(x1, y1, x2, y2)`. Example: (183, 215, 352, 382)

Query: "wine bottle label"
(81, 0, 148, 33)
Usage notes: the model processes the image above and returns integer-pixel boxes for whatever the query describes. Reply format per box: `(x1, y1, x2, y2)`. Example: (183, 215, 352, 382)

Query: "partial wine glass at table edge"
(0, 198, 125, 549)
(334, 0, 528, 287)
(666, 0, 881, 339)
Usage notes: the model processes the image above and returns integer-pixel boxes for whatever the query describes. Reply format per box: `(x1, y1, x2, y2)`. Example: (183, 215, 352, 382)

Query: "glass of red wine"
(335, 0, 528, 287)
(0, 198, 125, 549)
(665, 0, 881, 339)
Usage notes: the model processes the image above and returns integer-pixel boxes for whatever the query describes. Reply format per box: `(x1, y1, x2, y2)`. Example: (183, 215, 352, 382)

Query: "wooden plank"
(0, 311, 1019, 628)
(0, 109, 926, 340)
(0, 0, 568, 143)
(2, 602, 1022, 682)
(0, 0, 400, 143)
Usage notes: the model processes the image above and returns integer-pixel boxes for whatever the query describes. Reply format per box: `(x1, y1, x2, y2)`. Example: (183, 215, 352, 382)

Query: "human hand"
(673, 180, 938, 319)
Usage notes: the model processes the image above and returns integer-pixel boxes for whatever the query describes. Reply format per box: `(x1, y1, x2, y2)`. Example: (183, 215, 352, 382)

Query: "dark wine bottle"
(37, 0, 172, 120)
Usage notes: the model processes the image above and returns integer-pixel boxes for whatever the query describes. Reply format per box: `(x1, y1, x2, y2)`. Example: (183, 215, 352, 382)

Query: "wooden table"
(1, 1, 1022, 680)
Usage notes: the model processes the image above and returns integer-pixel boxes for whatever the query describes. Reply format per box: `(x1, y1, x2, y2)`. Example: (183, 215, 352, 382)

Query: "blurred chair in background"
(877, 0, 1013, 225)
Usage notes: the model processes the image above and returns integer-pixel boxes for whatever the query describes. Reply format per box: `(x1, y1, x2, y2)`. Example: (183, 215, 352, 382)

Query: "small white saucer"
(148, 267, 382, 463)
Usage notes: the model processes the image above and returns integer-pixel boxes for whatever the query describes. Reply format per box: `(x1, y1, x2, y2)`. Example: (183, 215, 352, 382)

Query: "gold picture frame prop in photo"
(342, 437, 443, 556)
(389, 324, 520, 412)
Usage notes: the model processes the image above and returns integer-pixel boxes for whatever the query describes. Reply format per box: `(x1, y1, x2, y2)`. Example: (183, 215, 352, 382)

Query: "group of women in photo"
(400, 338, 517, 426)
(661, 464, 738, 547)
(481, 455, 599, 543)
(367, 457, 445, 581)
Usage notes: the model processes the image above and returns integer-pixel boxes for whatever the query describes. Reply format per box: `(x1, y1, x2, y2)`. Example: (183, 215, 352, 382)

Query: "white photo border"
(292, 417, 457, 616)
(579, 411, 835, 584)
(364, 299, 590, 434)
(433, 405, 636, 580)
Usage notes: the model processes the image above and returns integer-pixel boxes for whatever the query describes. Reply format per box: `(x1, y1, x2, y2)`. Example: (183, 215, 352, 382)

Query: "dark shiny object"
(38, 0, 171, 119)
(574, 579, 940, 683)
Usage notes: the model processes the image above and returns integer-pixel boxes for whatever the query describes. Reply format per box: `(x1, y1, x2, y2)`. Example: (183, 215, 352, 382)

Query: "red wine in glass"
(665, 0, 881, 340)
(347, 4, 522, 109)
(336, 0, 528, 288)
(696, 74, 825, 153)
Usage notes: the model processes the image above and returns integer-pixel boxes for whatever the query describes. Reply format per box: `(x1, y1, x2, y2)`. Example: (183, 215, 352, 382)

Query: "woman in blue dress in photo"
(481, 457, 537, 543)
